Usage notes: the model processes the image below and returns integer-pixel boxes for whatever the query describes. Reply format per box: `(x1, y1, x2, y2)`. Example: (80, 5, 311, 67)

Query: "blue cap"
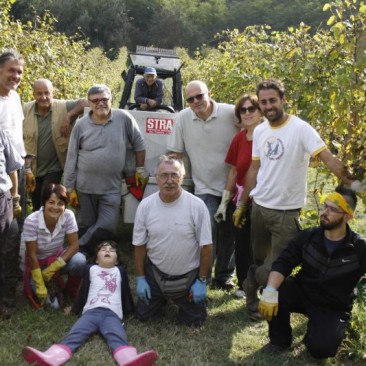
(144, 67, 157, 75)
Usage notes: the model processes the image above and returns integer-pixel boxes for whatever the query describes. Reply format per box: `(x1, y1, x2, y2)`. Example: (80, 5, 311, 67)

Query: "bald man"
(167, 80, 239, 290)
(23, 79, 88, 210)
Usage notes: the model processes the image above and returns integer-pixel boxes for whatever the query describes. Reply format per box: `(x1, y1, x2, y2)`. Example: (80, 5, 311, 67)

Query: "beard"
(320, 214, 344, 230)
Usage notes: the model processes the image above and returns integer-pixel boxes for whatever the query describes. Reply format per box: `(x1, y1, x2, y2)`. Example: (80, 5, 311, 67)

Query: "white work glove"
(258, 286, 279, 321)
(214, 190, 233, 223)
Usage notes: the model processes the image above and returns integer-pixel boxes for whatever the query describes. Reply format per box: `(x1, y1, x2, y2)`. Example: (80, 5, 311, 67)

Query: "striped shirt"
(22, 208, 78, 259)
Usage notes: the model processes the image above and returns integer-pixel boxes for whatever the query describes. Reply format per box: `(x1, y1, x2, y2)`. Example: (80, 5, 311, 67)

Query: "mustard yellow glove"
(135, 167, 149, 189)
(258, 287, 279, 321)
(25, 170, 36, 193)
(31, 268, 47, 305)
(42, 257, 66, 283)
(232, 203, 247, 228)
(12, 194, 22, 219)
(69, 189, 79, 208)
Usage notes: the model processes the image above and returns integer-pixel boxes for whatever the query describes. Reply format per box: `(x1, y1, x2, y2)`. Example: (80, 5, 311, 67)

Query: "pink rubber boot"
(22, 344, 72, 366)
(113, 345, 158, 366)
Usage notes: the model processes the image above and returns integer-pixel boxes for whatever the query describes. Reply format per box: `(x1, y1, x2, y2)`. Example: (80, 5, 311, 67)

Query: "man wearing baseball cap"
(134, 67, 164, 111)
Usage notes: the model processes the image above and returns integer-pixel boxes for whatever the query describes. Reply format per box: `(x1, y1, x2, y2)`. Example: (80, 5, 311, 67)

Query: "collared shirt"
(0, 127, 24, 193)
(21, 207, 78, 259)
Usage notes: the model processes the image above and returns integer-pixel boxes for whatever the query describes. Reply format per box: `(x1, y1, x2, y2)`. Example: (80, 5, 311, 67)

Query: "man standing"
(258, 187, 366, 359)
(0, 127, 24, 319)
(167, 80, 238, 290)
(133, 155, 212, 326)
(233, 78, 360, 320)
(23, 78, 88, 211)
(63, 84, 146, 255)
(0, 49, 27, 318)
(134, 67, 164, 110)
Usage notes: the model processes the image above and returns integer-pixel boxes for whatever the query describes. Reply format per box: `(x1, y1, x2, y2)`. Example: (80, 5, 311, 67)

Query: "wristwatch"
(198, 276, 207, 284)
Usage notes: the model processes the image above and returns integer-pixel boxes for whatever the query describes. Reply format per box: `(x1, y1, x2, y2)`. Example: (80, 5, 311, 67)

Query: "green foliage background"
(0, 0, 127, 103)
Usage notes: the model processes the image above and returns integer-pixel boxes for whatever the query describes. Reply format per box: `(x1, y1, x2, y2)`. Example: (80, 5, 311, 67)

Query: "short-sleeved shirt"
(22, 208, 78, 259)
(167, 101, 237, 196)
(225, 129, 253, 195)
(83, 265, 123, 319)
(133, 190, 212, 275)
(250, 115, 326, 209)
(0, 90, 26, 156)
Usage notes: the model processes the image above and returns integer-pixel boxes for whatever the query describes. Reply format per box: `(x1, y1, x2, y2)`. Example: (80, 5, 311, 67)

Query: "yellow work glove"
(42, 257, 66, 283)
(232, 203, 248, 228)
(25, 170, 36, 193)
(135, 167, 149, 189)
(258, 287, 279, 321)
(12, 194, 22, 219)
(31, 268, 48, 305)
(214, 189, 233, 223)
(69, 189, 79, 208)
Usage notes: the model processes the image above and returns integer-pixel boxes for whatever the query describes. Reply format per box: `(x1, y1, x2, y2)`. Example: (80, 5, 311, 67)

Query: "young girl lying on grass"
(22, 240, 158, 366)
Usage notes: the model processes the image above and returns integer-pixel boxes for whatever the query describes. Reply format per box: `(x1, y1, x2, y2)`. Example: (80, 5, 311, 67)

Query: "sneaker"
(212, 278, 235, 291)
(235, 289, 245, 299)
(260, 343, 290, 354)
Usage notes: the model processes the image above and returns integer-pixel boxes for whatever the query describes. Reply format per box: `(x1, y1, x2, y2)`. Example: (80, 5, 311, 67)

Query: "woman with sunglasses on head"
(22, 183, 86, 309)
(214, 94, 263, 299)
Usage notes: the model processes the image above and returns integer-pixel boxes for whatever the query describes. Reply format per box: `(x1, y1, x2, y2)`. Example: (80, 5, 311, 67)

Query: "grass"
(2, 169, 366, 365)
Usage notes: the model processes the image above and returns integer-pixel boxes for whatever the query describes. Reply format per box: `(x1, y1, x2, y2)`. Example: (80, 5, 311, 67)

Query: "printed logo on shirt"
(90, 270, 117, 305)
(264, 137, 284, 160)
(146, 118, 174, 135)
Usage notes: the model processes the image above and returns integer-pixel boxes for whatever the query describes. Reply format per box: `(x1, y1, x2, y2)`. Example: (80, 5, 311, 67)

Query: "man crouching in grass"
(133, 155, 213, 327)
(258, 186, 366, 359)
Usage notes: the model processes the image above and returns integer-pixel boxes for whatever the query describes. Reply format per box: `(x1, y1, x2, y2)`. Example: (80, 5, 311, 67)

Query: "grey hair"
(156, 154, 185, 176)
(0, 49, 24, 67)
(87, 84, 111, 98)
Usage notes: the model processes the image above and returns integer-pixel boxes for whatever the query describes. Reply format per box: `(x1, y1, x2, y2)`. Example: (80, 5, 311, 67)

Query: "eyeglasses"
(240, 106, 257, 114)
(157, 173, 181, 181)
(186, 93, 206, 104)
(321, 203, 345, 215)
(89, 97, 110, 104)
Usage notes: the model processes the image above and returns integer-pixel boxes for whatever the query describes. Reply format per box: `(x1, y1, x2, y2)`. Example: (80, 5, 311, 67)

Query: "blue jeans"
(61, 307, 128, 353)
(195, 194, 235, 282)
(61, 252, 86, 277)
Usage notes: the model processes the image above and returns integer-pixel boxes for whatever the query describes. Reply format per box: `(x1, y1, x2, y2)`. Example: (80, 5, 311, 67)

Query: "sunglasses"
(89, 97, 110, 104)
(240, 106, 257, 114)
(186, 93, 206, 104)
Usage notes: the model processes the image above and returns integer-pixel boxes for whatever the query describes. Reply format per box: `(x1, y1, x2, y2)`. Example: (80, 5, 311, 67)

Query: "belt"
(151, 261, 190, 281)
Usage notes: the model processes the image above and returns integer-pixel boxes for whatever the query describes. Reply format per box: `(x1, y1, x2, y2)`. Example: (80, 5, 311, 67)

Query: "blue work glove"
(190, 278, 207, 303)
(136, 276, 151, 305)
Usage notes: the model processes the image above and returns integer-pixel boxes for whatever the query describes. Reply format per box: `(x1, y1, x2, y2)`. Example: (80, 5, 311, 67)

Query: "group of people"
(0, 46, 366, 365)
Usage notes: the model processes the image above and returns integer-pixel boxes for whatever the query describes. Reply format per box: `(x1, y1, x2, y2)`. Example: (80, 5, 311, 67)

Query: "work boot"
(113, 345, 158, 366)
(22, 344, 72, 366)
(243, 265, 262, 321)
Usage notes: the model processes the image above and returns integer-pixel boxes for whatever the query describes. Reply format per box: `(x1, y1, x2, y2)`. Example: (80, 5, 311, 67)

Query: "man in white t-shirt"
(0, 49, 27, 318)
(133, 155, 213, 326)
(167, 80, 238, 290)
(233, 78, 360, 320)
